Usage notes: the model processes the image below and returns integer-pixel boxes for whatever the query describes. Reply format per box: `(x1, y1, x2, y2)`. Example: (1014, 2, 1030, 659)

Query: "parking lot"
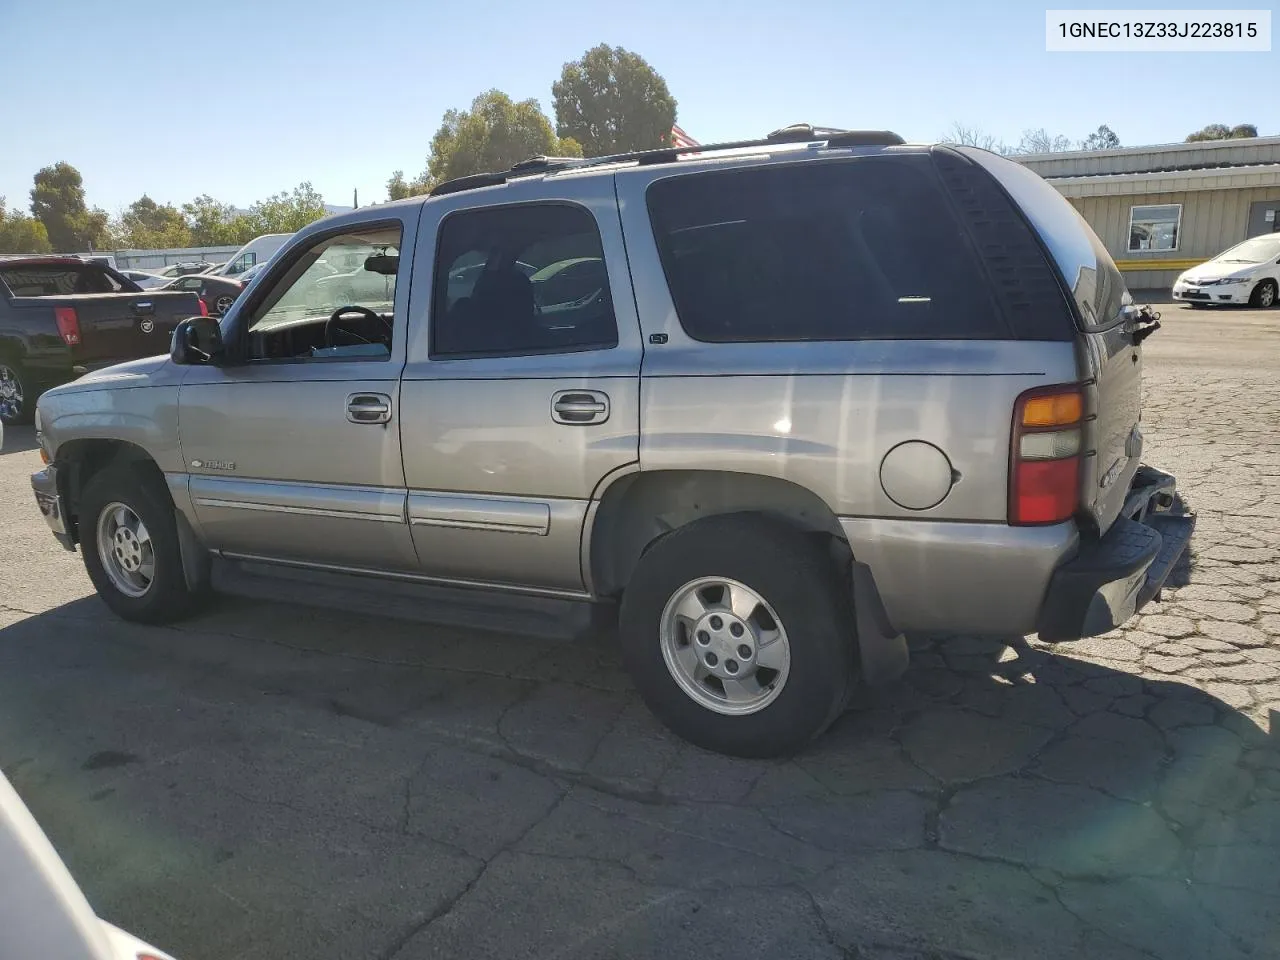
(1, 304, 1278, 960)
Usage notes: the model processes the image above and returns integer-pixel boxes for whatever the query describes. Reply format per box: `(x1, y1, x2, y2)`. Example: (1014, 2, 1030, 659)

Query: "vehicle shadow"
(0, 594, 1275, 960)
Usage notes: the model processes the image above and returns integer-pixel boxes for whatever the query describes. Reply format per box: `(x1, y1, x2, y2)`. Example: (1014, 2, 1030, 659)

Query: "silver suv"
(30, 125, 1193, 757)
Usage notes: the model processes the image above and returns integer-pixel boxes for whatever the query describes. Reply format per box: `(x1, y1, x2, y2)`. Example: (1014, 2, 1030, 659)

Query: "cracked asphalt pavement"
(2, 304, 1279, 960)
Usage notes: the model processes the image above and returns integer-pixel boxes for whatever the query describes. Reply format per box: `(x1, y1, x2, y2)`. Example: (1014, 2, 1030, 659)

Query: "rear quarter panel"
(0, 296, 64, 384)
(957, 148, 1141, 534)
(613, 153, 1084, 635)
(630, 339, 1077, 522)
(613, 157, 1080, 523)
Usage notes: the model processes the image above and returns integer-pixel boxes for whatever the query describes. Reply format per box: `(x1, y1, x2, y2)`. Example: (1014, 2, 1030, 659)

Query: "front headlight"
(1219, 277, 1250, 285)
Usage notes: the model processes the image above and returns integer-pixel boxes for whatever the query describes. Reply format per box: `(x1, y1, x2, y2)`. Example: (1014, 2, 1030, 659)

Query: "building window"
(1128, 204, 1182, 252)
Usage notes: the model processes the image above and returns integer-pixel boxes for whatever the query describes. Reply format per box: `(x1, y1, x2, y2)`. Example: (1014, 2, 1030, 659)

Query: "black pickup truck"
(0, 257, 204, 424)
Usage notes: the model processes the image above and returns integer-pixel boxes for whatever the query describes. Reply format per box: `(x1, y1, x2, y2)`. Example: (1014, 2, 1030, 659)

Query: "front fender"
(41, 385, 183, 473)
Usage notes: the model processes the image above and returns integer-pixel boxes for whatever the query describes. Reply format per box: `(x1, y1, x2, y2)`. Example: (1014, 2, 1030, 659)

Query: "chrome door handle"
(551, 390, 610, 425)
(346, 392, 392, 424)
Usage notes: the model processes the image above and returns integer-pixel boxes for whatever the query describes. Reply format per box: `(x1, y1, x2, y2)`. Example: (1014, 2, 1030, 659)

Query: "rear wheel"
(80, 464, 204, 623)
(619, 515, 856, 757)
(0, 361, 32, 425)
(1250, 279, 1278, 308)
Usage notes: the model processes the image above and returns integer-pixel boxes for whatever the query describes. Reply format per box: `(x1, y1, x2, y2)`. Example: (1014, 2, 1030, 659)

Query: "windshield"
(1214, 235, 1280, 263)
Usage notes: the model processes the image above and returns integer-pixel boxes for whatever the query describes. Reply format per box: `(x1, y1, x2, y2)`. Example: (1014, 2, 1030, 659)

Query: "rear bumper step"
(1036, 467, 1195, 642)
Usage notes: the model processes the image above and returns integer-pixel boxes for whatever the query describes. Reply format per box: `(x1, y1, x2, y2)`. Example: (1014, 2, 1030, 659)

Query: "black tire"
(619, 515, 856, 758)
(80, 463, 204, 623)
(1185, 302, 1205, 310)
(0, 359, 34, 425)
(1249, 279, 1278, 309)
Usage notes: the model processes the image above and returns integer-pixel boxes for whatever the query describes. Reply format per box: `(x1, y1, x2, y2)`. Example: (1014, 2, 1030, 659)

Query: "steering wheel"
(324, 305, 391, 348)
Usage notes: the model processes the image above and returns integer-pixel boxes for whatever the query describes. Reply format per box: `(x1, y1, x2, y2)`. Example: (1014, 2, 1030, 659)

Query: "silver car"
(30, 125, 1193, 757)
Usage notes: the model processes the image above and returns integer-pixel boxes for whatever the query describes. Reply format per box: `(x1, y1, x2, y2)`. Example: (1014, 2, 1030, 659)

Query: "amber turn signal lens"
(1021, 392, 1082, 428)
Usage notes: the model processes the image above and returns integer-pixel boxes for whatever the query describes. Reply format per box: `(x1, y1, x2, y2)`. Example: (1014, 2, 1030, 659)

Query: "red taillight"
(1010, 384, 1084, 525)
(1012, 458, 1081, 524)
(54, 306, 81, 346)
(198, 297, 209, 316)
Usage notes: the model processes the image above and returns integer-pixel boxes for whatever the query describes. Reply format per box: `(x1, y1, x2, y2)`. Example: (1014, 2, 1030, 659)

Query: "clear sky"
(1, 0, 1275, 215)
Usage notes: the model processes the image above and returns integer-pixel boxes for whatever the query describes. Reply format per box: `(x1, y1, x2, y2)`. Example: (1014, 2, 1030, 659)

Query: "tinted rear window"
(0, 263, 122, 296)
(646, 157, 1007, 343)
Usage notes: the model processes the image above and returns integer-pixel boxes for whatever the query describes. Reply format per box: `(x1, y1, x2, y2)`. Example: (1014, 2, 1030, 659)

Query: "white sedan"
(1172, 234, 1280, 308)
(1, 773, 178, 960)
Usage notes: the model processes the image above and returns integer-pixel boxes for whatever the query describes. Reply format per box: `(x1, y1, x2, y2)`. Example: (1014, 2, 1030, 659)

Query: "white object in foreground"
(0, 772, 177, 960)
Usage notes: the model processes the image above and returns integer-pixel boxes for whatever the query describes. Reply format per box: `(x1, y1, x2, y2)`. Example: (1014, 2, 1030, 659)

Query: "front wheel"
(619, 516, 856, 758)
(1250, 279, 1278, 308)
(80, 464, 205, 623)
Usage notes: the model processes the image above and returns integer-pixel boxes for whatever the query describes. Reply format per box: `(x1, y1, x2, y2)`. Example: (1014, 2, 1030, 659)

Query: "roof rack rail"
(507, 155, 583, 174)
(428, 124, 906, 197)
(430, 171, 509, 197)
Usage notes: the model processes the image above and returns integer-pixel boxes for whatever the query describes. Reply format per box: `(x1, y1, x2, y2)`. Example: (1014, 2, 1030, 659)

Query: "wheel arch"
(584, 468, 908, 685)
(585, 469, 849, 599)
(0, 334, 30, 362)
(57, 438, 163, 543)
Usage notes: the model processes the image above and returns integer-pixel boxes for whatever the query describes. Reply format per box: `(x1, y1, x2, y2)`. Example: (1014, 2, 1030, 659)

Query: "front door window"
(242, 226, 402, 362)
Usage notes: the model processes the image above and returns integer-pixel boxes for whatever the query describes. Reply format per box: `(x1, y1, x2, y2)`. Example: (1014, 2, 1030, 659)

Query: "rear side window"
(431, 202, 619, 358)
(646, 157, 1005, 343)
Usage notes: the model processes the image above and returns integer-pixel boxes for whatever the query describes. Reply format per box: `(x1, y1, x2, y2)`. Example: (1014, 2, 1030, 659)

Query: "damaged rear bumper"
(1036, 466, 1195, 642)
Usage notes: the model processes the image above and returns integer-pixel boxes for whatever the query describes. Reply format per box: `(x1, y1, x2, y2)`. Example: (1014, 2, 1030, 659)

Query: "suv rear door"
(960, 149, 1143, 534)
(400, 176, 642, 593)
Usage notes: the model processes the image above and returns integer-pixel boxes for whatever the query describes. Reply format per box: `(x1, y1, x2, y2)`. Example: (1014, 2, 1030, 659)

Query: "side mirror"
(170, 315, 225, 365)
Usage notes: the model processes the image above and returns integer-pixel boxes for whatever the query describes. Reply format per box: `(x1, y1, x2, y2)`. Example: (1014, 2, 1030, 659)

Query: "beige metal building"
(1016, 136, 1280, 291)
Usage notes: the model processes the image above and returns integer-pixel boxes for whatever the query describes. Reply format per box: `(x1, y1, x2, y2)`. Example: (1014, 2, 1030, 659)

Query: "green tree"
(247, 182, 329, 234)
(1186, 123, 1257, 142)
(1080, 124, 1120, 150)
(420, 90, 581, 188)
(116, 195, 192, 249)
(29, 162, 111, 252)
(182, 195, 255, 246)
(387, 169, 430, 201)
(0, 196, 53, 253)
(552, 44, 677, 157)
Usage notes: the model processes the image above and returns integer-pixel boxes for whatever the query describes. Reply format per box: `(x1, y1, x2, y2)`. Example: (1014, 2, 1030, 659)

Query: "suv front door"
(177, 216, 418, 571)
(401, 178, 642, 594)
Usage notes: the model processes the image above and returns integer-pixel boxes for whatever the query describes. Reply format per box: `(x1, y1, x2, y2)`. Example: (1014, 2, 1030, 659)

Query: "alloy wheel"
(0, 364, 24, 422)
(96, 502, 155, 598)
(659, 576, 791, 715)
